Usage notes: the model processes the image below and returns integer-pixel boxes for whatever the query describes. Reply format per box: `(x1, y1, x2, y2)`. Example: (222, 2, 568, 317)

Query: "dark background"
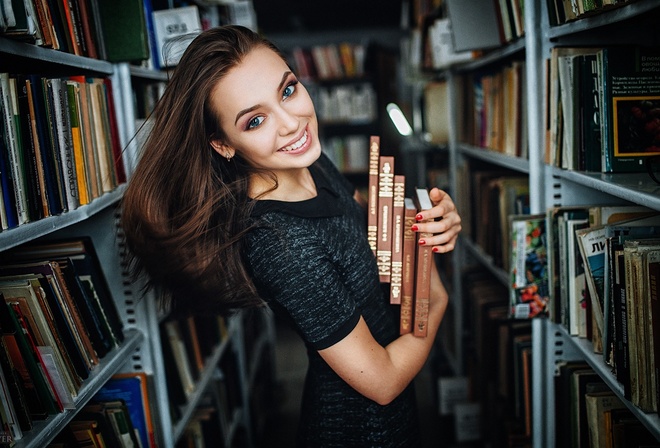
(252, 0, 403, 33)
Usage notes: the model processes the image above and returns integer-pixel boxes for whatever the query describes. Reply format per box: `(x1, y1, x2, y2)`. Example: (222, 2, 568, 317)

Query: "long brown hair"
(121, 26, 283, 315)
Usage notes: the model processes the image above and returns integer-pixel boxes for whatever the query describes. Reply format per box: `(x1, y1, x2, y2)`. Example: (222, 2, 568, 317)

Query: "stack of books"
(366, 135, 436, 337)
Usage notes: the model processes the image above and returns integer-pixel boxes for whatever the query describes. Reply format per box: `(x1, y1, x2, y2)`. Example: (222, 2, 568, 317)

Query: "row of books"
(555, 361, 659, 448)
(546, 45, 660, 173)
(311, 82, 378, 125)
(457, 60, 529, 160)
(49, 372, 158, 448)
(547, 0, 637, 26)
(0, 0, 148, 62)
(159, 313, 229, 423)
(0, 237, 124, 442)
(366, 136, 435, 337)
(463, 269, 532, 445)
(0, 0, 209, 69)
(465, 169, 530, 272)
(322, 135, 370, 174)
(291, 42, 368, 81)
(0, 72, 126, 229)
(509, 205, 660, 414)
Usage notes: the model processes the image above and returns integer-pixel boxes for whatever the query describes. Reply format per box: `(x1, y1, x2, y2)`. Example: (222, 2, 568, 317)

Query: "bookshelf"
(0, 3, 275, 447)
(407, 0, 660, 446)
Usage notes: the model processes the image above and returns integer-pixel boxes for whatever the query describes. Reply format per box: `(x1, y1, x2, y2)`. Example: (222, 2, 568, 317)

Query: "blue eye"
(283, 82, 297, 99)
(247, 116, 265, 129)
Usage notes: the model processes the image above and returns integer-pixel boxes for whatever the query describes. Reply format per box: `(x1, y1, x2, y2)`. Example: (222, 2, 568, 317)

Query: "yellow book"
(66, 80, 90, 205)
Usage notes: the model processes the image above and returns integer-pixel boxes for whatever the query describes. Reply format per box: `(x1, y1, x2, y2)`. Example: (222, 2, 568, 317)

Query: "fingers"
(413, 188, 462, 254)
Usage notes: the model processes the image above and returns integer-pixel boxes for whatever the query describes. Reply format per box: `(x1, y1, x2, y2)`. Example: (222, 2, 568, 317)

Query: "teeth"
(282, 131, 308, 151)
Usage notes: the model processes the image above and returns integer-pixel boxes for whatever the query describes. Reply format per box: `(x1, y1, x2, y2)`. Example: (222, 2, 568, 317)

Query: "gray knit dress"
(245, 153, 421, 447)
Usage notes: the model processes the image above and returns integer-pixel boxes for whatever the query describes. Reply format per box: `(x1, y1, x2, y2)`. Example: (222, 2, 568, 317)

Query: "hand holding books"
(412, 187, 462, 255)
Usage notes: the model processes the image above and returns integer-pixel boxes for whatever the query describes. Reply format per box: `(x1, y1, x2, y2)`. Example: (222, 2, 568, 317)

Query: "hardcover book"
(509, 214, 549, 319)
(599, 45, 660, 173)
(413, 188, 433, 337)
(400, 198, 417, 335)
(366, 136, 380, 255)
(376, 156, 394, 283)
(389, 175, 405, 304)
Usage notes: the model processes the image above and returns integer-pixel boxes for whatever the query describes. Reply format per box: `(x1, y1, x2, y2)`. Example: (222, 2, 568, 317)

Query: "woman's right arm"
(318, 256, 448, 406)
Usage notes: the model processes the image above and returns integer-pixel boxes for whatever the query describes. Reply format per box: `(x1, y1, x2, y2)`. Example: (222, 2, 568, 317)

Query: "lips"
(279, 129, 309, 153)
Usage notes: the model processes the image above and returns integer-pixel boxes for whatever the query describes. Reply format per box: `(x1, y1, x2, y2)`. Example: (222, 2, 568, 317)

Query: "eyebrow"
(234, 71, 293, 125)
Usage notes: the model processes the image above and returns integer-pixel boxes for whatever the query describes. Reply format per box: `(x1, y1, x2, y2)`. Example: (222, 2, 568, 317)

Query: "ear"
(210, 139, 235, 159)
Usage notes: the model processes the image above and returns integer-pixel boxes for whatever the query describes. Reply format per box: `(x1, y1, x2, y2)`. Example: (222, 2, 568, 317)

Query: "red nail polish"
(411, 225, 419, 231)
(415, 214, 423, 221)
(418, 239, 425, 245)
(432, 247, 439, 253)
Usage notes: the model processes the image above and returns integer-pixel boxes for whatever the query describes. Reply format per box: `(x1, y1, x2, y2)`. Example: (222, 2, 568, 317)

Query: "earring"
(225, 153, 232, 162)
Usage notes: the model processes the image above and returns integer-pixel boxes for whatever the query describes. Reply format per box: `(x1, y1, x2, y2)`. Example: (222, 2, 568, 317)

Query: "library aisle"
(261, 316, 446, 447)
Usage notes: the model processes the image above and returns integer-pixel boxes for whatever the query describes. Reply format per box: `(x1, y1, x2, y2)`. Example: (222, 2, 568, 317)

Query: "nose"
(276, 105, 299, 136)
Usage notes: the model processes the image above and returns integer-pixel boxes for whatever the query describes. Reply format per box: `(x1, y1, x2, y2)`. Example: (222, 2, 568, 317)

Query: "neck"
(250, 168, 317, 201)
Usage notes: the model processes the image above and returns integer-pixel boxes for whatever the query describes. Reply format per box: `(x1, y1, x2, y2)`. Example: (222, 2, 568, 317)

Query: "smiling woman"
(121, 25, 461, 447)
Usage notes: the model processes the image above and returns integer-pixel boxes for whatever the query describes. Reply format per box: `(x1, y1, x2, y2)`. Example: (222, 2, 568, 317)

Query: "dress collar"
(250, 161, 343, 218)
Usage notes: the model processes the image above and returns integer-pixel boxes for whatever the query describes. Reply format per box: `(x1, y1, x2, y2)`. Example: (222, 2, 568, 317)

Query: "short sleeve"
(246, 224, 360, 350)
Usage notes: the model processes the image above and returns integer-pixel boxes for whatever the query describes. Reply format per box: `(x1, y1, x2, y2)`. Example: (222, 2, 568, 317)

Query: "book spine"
(413, 188, 433, 337)
(390, 175, 405, 304)
(377, 156, 394, 283)
(366, 136, 379, 256)
(400, 198, 417, 335)
(51, 78, 79, 210)
(0, 75, 29, 225)
(648, 250, 660, 411)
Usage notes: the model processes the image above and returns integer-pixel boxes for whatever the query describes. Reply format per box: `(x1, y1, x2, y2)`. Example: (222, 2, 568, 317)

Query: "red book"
(390, 175, 405, 304)
(367, 136, 380, 256)
(413, 188, 433, 337)
(400, 198, 417, 335)
(376, 156, 395, 283)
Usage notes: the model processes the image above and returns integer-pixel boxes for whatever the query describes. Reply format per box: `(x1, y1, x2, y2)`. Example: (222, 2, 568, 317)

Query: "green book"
(95, 0, 149, 63)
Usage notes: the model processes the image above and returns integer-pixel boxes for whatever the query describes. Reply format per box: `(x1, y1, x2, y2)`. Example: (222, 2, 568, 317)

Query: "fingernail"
(415, 214, 423, 221)
(432, 247, 439, 253)
(411, 225, 419, 232)
(418, 239, 425, 245)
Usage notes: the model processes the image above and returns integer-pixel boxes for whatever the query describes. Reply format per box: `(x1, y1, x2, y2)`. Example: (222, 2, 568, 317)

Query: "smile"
(280, 130, 308, 152)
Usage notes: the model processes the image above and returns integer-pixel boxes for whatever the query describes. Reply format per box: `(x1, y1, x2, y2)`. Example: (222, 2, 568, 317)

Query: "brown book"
(75, 0, 98, 58)
(366, 136, 380, 256)
(184, 316, 205, 378)
(31, 0, 57, 49)
(649, 250, 660, 411)
(389, 175, 405, 304)
(376, 156, 395, 283)
(24, 77, 50, 218)
(400, 198, 417, 335)
(413, 188, 433, 337)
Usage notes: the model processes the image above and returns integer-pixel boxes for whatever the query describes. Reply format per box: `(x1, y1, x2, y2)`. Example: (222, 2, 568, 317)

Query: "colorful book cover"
(510, 214, 549, 319)
(601, 46, 660, 173)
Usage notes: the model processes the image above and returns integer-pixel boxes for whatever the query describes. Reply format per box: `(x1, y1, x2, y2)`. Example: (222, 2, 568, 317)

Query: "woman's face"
(210, 46, 321, 174)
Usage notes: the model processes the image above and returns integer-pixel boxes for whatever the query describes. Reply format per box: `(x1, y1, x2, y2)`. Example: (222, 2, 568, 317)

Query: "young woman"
(121, 25, 461, 447)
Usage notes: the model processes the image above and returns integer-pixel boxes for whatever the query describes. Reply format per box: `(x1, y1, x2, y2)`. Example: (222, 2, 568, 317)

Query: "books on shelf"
(291, 42, 367, 81)
(90, 372, 158, 448)
(0, 71, 123, 226)
(546, 45, 660, 173)
(0, 237, 125, 438)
